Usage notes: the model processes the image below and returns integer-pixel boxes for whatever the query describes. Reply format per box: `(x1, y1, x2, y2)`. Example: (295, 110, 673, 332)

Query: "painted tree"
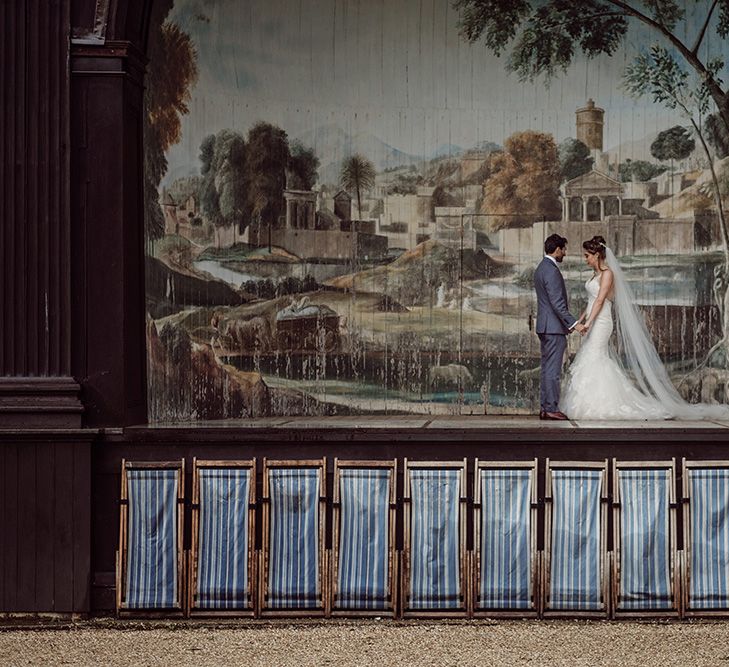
(340, 155, 376, 219)
(624, 44, 729, 367)
(198, 130, 249, 245)
(453, 0, 729, 138)
(245, 122, 290, 245)
(558, 138, 594, 182)
(651, 125, 696, 191)
(288, 141, 320, 190)
(618, 158, 667, 182)
(651, 125, 696, 162)
(144, 0, 198, 241)
(706, 113, 729, 159)
(483, 130, 562, 228)
(215, 130, 248, 233)
(199, 134, 222, 228)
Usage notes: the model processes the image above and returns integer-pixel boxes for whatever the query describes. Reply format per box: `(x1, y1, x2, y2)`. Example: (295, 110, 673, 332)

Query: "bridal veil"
(605, 245, 729, 420)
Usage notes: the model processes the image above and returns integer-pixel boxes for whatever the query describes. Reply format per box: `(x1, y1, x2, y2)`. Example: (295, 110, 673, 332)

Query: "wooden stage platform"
(120, 415, 729, 444)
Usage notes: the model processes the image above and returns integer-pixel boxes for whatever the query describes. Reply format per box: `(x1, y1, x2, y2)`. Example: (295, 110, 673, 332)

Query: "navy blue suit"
(533, 256, 577, 412)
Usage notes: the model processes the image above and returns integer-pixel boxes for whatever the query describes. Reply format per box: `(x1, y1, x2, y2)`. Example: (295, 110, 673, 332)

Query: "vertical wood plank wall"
(0, 436, 91, 614)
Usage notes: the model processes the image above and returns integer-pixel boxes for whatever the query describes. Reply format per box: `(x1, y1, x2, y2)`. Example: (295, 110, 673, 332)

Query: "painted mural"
(145, 0, 729, 421)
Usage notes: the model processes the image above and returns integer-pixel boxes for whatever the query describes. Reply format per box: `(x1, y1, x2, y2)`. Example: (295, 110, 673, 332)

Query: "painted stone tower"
(576, 98, 605, 150)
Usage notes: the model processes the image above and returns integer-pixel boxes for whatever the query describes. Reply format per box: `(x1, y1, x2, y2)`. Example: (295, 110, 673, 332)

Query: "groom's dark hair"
(544, 234, 567, 254)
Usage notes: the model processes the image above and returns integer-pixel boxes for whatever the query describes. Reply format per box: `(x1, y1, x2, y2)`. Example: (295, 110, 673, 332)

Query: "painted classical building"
(256, 188, 388, 261)
(560, 170, 649, 221)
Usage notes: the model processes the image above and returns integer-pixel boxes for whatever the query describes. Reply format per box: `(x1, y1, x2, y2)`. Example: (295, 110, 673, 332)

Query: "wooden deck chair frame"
(542, 459, 609, 618)
(472, 459, 539, 618)
(330, 459, 398, 617)
(681, 458, 729, 618)
(259, 458, 327, 617)
(612, 459, 679, 619)
(188, 458, 257, 617)
(402, 459, 469, 618)
(116, 459, 185, 618)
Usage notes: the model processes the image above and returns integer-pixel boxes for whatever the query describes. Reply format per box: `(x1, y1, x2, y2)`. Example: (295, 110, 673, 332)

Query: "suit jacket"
(534, 257, 577, 335)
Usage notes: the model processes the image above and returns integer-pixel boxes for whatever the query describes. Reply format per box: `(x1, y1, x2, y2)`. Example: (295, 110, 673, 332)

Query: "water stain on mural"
(145, 0, 729, 421)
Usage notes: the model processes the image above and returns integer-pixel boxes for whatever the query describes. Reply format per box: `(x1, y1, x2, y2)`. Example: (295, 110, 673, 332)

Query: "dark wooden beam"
(70, 39, 147, 427)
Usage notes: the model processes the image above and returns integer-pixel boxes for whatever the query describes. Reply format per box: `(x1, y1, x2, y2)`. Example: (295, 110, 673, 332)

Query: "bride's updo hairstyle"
(582, 235, 607, 259)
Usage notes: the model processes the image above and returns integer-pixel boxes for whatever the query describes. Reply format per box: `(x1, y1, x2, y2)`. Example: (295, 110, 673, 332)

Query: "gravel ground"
(2, 619, 729, 667)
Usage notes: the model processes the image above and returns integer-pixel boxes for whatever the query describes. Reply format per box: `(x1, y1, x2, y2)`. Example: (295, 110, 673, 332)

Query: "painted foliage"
(145, 0, 729, 421)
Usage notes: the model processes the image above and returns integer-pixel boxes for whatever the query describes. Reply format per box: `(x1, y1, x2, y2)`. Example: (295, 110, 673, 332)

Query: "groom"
(534, 234, 586, 420)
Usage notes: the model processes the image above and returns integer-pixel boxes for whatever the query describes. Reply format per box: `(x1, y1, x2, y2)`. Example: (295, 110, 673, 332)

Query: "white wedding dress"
(560, 246, 729, 421)
(560, 274, 670, 420)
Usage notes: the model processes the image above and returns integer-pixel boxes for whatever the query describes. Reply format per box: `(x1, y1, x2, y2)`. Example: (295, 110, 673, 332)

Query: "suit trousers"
(538, 333, 567, 412)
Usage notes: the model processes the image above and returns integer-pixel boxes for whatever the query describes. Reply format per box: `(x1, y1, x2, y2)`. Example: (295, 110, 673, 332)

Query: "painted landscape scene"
(144, 0, 729, 421)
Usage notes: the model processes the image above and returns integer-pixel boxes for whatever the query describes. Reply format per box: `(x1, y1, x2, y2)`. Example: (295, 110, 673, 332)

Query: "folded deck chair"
(189, 459, 256, 616)
(682, 460, 729, 616)
(402, 459, 468, 616)
(331, 460, 397, 616)
(613, 460, 678, 616)
(116, 460, 185, 616)
(260, 459, 326, 615)
(543, 460, 608, 616)
(473, 460, 538, 616)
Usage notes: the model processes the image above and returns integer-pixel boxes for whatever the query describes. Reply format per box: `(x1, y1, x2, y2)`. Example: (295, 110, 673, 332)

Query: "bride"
(560, 235, 729, 420)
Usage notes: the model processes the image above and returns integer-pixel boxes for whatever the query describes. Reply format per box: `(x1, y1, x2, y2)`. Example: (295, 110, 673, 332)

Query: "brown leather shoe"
(539, 410, 547, 420)
(543, 411, 569, 421)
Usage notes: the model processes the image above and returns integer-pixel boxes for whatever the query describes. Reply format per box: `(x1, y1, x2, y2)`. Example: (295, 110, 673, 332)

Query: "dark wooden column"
(0, 0, 83, 427)
(70, 40, 148, 427)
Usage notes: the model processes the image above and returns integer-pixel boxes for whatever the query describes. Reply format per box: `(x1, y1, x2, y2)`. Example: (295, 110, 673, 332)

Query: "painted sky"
(163, 0, 729, 184)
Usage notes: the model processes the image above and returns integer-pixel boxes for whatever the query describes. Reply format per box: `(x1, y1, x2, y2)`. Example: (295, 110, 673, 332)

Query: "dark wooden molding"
(0, 378, 84, 429)
(71, 39, 147, 83)
(0, 426, 99, 443)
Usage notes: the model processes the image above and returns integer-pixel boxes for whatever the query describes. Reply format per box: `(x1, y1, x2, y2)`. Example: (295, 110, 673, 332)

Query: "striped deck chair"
(331, 460, 397, 616)
(189, 459, 256, 616)
(543, 460, 608, 617)
(682, 460, 729, 617)
(473, 460, 538, 616)
(402, 459, 468, 617)
(260, 459, 326, 616)
(116, 460, 185, 616)
(613, 460, 678, 617)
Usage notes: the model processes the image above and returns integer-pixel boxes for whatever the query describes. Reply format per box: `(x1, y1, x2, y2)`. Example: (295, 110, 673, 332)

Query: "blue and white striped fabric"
(125, 469, 179, 609)
(337, 468, 391, 609)
(617, 468, 672, 610)
(409, 468, 461, 609)
(689, 468, 729, 609)
(196, 468, 251, 609)
(549, 469, 603, 610)
(479, 469, 532, 609)
(268, 468, 321, 609)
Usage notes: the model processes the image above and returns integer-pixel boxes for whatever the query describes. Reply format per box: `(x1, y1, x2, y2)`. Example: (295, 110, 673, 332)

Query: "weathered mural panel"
(145, 0, 729, 421)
